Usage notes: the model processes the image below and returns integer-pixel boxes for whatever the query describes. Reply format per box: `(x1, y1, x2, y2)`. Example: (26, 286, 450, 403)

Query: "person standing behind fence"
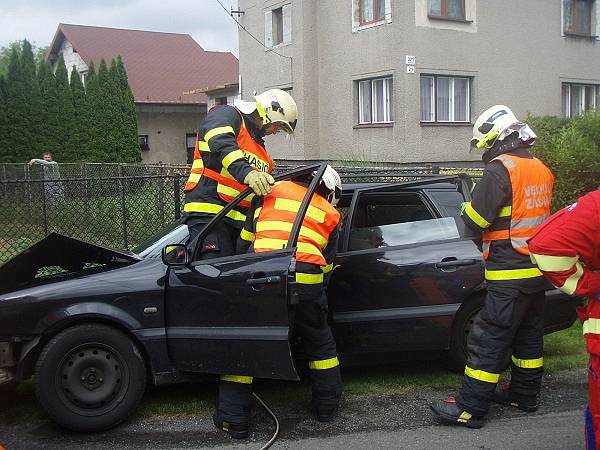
(28, 152, 64, 202)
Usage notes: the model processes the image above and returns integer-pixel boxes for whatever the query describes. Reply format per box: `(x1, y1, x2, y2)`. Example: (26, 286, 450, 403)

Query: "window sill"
(420, 121, 472, 127)
(427, 15, 472, 24)
(353, 19, 389, 32)
(266, 42, 291, 51)
(354, 122, 394, 129)
(563, 31, 598, 39)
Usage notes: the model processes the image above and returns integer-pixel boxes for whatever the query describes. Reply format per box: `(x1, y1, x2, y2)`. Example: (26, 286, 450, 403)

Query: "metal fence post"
(41, 180, 48, 236)
(118, 164, 129, 248)
(174, 174, 181, 220)
(82, 162, 89, 215)
(159, 163, 165, 222)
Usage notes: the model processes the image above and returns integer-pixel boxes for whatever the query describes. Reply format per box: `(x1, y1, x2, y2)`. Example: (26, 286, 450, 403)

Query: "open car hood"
(0, 233, 141, 293)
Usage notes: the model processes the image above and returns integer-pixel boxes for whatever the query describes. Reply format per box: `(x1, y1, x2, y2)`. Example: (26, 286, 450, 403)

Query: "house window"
(265, 4, 291, 47)
(80, 70, 87, 83)
(357, 77, 393, 124)
(359, 0, 385, 25)
(138, 135, 149, 151)
(428, 0, 465, 20)
(562, 83, 599, 117)
(186, 133, 197, 164)
(564, 0, 594, 35)
(420, 75, 470, 123)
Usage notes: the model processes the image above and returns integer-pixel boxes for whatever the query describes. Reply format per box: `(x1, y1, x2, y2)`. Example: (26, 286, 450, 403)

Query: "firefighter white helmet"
(319, 165, 342, 206)
(470, 105, 537, 151)
(254, 89, 298, 134)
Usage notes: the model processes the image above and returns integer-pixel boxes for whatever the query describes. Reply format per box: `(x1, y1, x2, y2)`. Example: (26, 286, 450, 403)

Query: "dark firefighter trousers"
(217, 264, 342, 426)
(456, 283, 545, 417)
(187, 220, 342, 425)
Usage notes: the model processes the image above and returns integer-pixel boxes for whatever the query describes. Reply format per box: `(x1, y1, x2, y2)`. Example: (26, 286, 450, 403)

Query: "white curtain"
(420, 76, 434, 122)
(359, 80, 372, 123)
(447, 0, 464, 18)
(436, 78, 451, 121)
(362, 0, 374, 22)
(373, 79, 384, 122)
(575, 0, 591, 33)
(453, 78, 468, 122)
(562, 84, 570, 117)
(429, 0, 442, 16)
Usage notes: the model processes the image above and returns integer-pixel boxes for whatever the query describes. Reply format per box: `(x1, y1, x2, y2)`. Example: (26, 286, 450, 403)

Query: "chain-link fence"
(0, 162, 482, 264)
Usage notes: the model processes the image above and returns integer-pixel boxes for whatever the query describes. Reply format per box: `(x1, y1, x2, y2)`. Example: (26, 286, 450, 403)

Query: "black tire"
(447, 295, 484, 372)
(34, 324, 146, 432)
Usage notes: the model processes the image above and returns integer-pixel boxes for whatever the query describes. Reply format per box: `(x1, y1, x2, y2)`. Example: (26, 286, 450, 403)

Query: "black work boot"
(430, 398, 484, 429)
(214, 380, 252, 439)
(311, 366, 342, 422)
(492, 385, 538, 412)
(212, 412, 249, 439)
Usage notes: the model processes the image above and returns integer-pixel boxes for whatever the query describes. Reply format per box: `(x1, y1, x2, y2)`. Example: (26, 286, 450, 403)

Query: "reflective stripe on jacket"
(184, 109, 273, 217)
(253, 181, 340, 266)
(578, 299, 600, 356)
(481, 154, 554, 259)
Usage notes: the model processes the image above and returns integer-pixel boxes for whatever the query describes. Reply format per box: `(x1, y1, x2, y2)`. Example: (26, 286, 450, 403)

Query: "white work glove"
(244, 171, 275, 196)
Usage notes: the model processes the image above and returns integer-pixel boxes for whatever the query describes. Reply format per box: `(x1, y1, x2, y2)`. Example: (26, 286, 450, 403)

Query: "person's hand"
(244, 171, 275, 196)
(28, 159, 34, 166)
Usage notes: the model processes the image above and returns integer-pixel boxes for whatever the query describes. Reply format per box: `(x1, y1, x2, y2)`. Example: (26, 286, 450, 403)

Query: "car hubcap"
(57, 344, 129, 416)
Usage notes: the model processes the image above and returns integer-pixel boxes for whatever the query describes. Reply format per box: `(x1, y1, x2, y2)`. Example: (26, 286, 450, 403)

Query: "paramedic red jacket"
(528, 189, 600, 355)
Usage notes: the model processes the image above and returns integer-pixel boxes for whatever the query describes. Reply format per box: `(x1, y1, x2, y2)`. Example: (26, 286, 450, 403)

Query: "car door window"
(348, 192, 460, 250)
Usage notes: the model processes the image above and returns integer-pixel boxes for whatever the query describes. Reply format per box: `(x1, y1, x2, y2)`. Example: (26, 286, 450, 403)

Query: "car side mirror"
(162, 244, 188, 266)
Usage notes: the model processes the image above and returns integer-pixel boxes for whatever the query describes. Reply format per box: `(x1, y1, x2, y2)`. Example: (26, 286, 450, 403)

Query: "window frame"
(563, 0, 594, 36)
(420, 74, 471, 124)
(358, 0, 386, 26)
(138, 135, 149, 151)
(562, 82, 599, 117)
(357, 76, 394, 125)
(427, 0, 466, 21)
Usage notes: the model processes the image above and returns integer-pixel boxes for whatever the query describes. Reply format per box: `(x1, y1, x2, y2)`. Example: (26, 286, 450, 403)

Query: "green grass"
(544, 320, 587, 373)
(0, 323, 588, 423)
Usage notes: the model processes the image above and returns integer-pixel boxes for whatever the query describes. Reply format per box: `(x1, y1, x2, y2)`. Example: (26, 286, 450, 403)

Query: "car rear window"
(348, 192, 460, 250)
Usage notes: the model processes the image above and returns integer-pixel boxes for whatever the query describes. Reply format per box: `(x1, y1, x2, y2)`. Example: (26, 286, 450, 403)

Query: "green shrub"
(528, 111, 600, 211)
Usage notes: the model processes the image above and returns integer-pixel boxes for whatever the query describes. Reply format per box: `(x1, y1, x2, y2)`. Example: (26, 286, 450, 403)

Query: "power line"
(214, 0, 292, 60)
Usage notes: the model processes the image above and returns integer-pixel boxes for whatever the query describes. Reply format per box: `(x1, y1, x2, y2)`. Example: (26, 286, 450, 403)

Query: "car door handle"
(246, 276, 282, 286)
(435, 258, 477, 268)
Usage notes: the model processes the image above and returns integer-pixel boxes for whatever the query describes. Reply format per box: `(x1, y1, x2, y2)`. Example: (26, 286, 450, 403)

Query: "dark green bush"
(527, 112, 600, 211)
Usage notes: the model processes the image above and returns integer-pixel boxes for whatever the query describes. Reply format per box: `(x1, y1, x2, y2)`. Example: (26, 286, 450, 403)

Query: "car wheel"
(447, 295, 484, 372)
(34, 324, 146, 432)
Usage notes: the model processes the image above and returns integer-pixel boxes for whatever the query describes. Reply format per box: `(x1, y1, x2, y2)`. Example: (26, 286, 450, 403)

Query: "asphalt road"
(0, 369, 588, 450)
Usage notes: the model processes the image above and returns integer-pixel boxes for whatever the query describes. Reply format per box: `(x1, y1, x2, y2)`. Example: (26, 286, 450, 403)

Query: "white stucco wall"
(239, 0, 600, 164)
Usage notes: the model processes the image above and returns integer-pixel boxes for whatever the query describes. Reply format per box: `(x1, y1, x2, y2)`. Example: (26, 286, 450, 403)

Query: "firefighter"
(182, 89, 298, 259)
(430, 105, 555, 428)
(213, 165, 343, 439)
(527, 189, 600, 449)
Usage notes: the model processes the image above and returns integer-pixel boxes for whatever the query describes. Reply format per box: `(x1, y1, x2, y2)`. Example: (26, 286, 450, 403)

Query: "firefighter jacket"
(183, 105, 274, 228)
(238, 181, 340, 285)
(528, 189, 600, 357)
(461, 147, 554, 288)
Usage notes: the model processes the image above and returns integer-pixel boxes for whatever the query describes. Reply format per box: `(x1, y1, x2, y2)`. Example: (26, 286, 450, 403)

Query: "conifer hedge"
(0, 40, 141, 163)
(528, 112, 600, 211)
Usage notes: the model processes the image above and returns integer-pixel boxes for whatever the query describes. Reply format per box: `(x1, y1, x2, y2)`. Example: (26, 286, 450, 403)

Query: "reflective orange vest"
(253, 181, 340, 266)
(184, 110, 274, 208)
(482, 154, 554, 260)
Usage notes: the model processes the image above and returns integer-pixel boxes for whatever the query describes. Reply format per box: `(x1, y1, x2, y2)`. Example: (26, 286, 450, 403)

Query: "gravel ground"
(0, 369, 589, 450)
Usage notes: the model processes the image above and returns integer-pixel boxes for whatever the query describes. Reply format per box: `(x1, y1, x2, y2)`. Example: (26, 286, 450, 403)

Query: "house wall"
(136, 104, 205, 163)
(239, 0, 600, 164)
(59, 39, 88, 82)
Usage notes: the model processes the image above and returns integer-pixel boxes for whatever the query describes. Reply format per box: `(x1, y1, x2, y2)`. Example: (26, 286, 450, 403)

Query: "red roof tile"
(49, 23, 238, 104)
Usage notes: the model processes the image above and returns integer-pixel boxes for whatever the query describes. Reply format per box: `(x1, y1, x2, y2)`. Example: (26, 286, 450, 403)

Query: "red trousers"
(587, 353, 600, 450)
